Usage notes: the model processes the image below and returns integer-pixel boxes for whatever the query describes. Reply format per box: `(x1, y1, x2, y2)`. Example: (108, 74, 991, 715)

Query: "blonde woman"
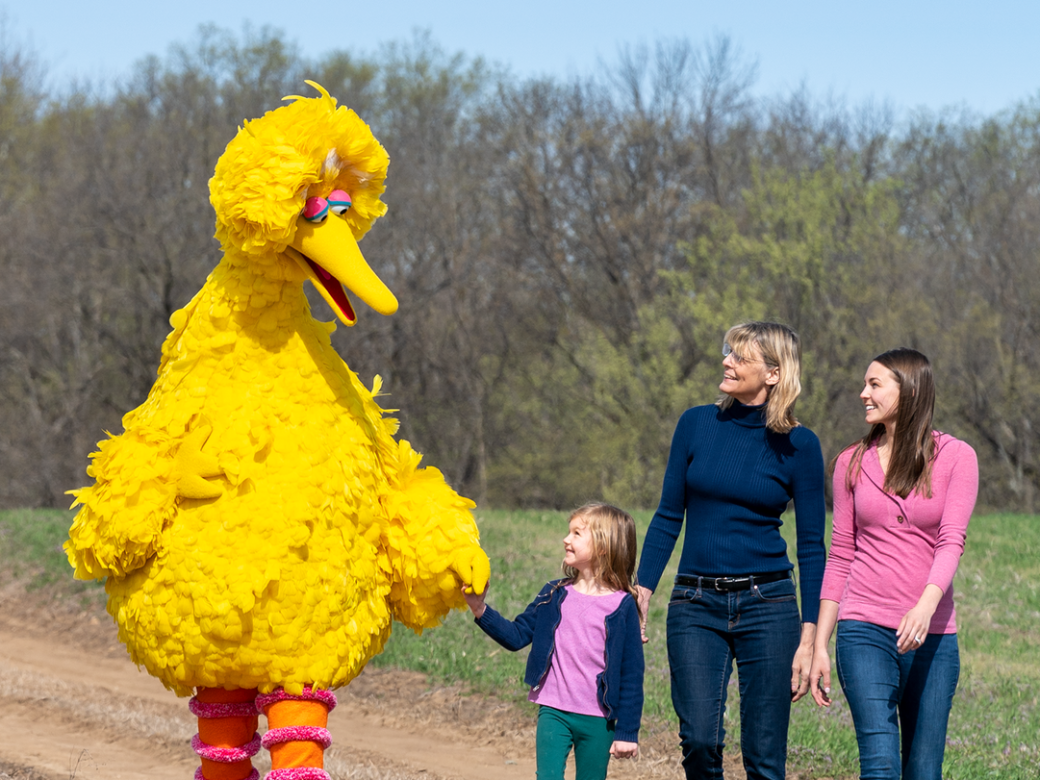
(636, 321, 826, 780)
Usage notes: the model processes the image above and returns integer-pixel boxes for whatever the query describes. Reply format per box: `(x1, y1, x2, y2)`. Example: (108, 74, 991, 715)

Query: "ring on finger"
(914, 634, 923, 644)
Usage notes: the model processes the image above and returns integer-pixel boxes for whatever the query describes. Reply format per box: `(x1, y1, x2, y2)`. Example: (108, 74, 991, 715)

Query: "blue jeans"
(666, 576, 801, 780)
(836, 620, 959, 780)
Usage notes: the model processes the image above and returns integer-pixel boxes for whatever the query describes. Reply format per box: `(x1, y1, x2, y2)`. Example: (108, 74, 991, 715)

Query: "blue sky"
(4, 0, 1039, 116)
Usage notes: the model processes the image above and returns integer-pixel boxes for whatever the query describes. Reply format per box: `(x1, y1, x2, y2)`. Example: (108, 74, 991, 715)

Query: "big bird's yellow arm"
(383, 439, 491, 629)
(67, 415, 225, 580)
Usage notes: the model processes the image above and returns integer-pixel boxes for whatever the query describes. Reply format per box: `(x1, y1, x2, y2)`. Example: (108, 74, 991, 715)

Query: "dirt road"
(0, 588, 697, 780)
(0, 611, 539, 780)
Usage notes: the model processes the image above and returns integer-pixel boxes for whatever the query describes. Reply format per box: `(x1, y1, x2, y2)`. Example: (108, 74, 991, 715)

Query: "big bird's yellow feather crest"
(211, 80, 388, 256)
(65, 83, 488, 697)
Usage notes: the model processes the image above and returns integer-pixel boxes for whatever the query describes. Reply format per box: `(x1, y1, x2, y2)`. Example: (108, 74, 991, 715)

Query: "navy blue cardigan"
(474, 580, 644, 743)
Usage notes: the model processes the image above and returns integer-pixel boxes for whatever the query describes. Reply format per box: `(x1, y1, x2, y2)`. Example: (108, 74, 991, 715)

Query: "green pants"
(535, 705, 615, 780)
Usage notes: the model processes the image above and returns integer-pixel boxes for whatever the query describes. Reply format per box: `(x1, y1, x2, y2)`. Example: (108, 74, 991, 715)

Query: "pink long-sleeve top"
(820, 432, 978, 634)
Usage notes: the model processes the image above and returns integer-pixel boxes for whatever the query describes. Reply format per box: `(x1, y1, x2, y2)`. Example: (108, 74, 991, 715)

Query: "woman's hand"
(790, 623, 816, 701)
(896, 584, 943, 654)
(809, 647, 832, 707)
(635, 585, 653, 644)
(810, 600, 839, 706)
(462, 583, 488, 619)
(610, 740, 639, 759)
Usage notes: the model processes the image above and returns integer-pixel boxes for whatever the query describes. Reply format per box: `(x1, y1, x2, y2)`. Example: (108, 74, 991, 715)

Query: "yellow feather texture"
(64, 86, 487, 697)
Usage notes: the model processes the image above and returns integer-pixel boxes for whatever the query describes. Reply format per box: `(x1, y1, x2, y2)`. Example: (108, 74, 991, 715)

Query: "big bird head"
(210, 80, 397, 325)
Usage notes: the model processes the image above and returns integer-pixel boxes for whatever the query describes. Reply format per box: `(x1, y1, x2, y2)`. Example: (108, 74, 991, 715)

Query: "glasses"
(722, 343, 755, 365)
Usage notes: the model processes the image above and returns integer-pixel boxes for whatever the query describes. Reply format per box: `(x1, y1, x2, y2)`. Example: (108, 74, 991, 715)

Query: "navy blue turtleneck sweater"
(637, 402, 826, 623)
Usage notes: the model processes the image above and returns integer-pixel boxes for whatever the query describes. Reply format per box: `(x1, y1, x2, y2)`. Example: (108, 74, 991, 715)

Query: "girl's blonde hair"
(562, 502, 641, 618)
(716, 321, 802, 434)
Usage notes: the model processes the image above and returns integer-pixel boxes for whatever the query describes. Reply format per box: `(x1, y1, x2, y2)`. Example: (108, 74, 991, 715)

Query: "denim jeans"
(666, 575, 801, 780)
(835, 620, 959, 780)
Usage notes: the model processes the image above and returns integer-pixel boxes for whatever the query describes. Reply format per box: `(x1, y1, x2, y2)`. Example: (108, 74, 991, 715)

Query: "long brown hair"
(845, 347, 936, 498)
(716, 321, 802, 434)
(562, 503, 641, 619)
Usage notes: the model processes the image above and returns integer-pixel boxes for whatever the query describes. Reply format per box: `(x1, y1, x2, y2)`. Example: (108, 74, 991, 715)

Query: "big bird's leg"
(256, 687, 337, 780)
(190, 687, 261, 780)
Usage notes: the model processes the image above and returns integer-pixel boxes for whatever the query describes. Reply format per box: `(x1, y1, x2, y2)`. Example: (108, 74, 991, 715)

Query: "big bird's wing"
(381, 439, 490, 632)
(65, 423, 223, 580)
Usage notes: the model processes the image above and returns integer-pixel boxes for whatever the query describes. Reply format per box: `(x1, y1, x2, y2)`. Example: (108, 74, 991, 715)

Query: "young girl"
(809, 348, 978, 780)
(463, 502, 645, 780)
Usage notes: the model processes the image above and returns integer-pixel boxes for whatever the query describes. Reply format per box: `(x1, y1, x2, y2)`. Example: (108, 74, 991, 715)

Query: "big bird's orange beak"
(284, 213, 398, 327)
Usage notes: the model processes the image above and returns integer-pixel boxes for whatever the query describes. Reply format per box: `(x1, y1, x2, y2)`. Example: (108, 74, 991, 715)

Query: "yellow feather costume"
(65, 83, 489, 698)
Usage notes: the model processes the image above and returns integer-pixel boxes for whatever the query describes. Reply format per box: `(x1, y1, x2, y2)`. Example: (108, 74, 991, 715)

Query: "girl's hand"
(462, 583, 488, 619)
(635, 585, 652, 644)
(609, 740, 638, 759)
(896, 583, 943, 654)
(809, 647, 832, 707)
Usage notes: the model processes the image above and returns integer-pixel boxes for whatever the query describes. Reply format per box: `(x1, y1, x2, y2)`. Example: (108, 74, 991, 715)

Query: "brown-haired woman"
(636, 321, 827, 780)
(809, 348, 978, 780)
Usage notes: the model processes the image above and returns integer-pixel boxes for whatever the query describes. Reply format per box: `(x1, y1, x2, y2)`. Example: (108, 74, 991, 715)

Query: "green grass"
(3, 507, 1038, 777)
(377, 509, 1040, 779)
(786, 512, 1040, 780)
(1, 508, 90, 586)
(0, 508, 105, 608)
(937, 514, 1040, 779)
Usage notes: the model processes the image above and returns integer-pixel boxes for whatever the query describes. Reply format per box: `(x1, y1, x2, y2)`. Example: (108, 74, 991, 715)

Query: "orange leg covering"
(193, 687, 260, 780)
(266, 699, 329, 769)
(257, 687, 337, 779)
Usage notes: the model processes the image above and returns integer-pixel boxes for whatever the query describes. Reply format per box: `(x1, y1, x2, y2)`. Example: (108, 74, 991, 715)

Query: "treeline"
(1, 29, 1037, 512)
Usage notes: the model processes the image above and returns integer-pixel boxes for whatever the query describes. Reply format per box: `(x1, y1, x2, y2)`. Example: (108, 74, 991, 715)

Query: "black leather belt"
(674, 571, 791, 592)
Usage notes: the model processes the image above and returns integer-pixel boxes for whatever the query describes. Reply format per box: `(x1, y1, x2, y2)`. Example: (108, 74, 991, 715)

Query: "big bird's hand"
(453, 545, 491, 597)
(172, 425, 224, 500)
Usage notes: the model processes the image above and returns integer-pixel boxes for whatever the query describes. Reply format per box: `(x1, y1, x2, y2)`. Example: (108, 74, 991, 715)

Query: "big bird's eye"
(303, 196, 329, 223)
(328, 189, 352, 215)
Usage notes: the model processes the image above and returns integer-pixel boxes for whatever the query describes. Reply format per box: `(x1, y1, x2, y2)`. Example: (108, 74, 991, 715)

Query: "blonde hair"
(561, 503, 641, 618)
(716, 321, 802, 434)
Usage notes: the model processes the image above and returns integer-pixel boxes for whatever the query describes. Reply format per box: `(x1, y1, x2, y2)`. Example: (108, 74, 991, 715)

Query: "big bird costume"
(65, 82, 490, 780)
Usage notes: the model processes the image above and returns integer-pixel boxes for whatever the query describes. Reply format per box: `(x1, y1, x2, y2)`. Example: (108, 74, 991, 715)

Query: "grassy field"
(2, 507, 1038, 778)
(0, 508, 104, 601)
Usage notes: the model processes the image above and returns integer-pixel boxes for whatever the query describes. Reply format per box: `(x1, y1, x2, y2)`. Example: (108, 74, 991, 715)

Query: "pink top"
(529, 585, 626, 717)
(820, 432, 978, 634)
